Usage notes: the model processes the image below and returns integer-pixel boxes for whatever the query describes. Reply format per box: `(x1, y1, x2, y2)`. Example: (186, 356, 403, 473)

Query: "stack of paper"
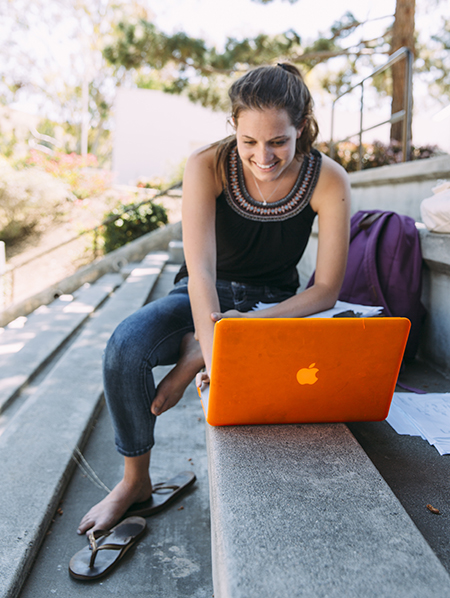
(387, 393, 450, 455)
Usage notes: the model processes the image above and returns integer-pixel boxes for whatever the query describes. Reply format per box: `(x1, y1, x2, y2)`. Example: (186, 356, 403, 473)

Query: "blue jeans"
(103, 278, 294, 456)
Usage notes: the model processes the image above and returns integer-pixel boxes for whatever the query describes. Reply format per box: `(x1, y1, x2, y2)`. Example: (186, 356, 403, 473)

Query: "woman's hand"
(211, 309, 243, 322)
(196, 370, 210, 391)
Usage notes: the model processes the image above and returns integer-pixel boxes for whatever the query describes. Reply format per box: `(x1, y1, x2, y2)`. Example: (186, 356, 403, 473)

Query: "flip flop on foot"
(69, 516, 146, 581)
(124, 471, 196, 518)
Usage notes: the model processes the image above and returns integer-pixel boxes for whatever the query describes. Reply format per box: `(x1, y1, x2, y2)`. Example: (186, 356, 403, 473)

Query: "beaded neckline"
(224, 146, 321, 222)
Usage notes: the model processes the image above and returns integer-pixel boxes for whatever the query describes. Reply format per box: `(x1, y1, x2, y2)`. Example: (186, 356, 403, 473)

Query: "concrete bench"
(206, 422, 450, 598)
(0, 252, 167, 598)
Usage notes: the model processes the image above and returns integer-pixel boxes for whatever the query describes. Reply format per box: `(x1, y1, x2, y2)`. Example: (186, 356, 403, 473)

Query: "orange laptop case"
(200, 317, 410, 426)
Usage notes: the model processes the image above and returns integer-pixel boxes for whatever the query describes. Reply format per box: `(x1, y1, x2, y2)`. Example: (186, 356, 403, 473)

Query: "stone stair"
(0, 253, 168, 598)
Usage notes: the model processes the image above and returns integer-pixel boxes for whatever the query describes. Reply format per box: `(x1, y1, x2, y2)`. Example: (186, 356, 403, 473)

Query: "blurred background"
(1, 0, 449, 305)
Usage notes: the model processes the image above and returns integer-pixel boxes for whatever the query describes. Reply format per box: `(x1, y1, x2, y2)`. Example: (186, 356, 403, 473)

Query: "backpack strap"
(361, 211, 394, 316)
(358, 211, 385, 230)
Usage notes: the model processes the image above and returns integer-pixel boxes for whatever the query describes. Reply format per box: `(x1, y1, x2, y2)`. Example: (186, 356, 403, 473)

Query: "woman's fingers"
(196, 371, 210, 389)
(211, 309, 242, 322)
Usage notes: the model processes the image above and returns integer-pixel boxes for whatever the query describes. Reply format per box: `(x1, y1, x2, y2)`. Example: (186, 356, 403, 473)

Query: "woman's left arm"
(213, 155, 351, 321)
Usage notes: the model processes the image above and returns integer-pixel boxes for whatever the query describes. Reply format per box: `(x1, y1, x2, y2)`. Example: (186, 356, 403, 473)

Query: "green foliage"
(102, 18, 303, 110)
(101, 8, 402, 112)
(101, 201, 169, 253)
(317, 140, 444, 172)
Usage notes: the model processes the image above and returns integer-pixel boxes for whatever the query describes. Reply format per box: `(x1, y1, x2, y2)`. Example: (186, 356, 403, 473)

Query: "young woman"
(78, 63, 350, 536)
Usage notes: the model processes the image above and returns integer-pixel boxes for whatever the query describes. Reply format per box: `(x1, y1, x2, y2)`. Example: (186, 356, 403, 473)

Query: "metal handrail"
(330, 47, 413, 169)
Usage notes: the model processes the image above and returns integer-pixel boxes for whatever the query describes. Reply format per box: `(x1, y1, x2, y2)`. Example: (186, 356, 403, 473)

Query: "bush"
(0, 158, 69, 244)
(317, 140, 445, 172)
(101, 200, 169, 253)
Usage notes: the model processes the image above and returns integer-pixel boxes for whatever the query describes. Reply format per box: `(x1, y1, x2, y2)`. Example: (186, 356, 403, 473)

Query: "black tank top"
(175, 145, 321, 292)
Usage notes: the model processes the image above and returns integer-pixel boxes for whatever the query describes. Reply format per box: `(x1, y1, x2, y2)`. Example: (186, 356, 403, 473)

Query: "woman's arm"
(215, 154, 351, 320)
(182, 145, 222, 375)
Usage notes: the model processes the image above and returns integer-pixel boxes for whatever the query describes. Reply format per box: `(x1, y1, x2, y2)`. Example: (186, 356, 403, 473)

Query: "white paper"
(305, 300, 384, 319)
(386, 393, 450, 455)
(252, 300, 384, 318)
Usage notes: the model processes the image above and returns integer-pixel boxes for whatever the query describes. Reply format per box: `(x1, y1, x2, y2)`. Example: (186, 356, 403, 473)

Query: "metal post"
(358, 83, 364, 170)
(402, 48, 413, 162)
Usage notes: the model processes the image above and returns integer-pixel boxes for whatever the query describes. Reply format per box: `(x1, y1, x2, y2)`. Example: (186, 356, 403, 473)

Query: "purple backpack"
(309, 210, 426, 360)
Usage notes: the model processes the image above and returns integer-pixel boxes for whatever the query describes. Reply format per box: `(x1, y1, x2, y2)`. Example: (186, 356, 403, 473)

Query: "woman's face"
(235, 107, 302, 183)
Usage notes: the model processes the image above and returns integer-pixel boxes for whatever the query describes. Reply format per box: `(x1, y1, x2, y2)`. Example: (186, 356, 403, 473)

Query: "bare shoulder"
(317, 153, 350, 190)
(186, 143, 217, 175)
(310, 152, 351, 212)
(184, 143, 222, 196)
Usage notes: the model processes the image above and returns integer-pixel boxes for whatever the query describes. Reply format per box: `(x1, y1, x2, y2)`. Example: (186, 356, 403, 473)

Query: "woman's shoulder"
(317, 152, 348, 181)
(187, 142, 218, 168)
(310, 152, 351, 212)
(314, 152, 350, 192)
(183, 142, 223, 198)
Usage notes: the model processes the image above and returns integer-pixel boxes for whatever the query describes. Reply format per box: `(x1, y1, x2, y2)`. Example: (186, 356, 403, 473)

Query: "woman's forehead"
(235, 107, 296, 135)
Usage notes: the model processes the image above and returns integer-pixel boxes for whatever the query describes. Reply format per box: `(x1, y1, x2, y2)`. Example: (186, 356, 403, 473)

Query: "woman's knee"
(103, 316, 143, 374)
(104, 293, 194, 374)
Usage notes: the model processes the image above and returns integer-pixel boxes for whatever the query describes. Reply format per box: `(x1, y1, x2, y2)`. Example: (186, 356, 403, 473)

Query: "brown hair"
(215, 63, 319, 183)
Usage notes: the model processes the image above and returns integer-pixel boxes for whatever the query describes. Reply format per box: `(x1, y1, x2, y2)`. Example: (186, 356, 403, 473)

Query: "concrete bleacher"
(0, 253, 168, 598)
(2, 222, 450, 597)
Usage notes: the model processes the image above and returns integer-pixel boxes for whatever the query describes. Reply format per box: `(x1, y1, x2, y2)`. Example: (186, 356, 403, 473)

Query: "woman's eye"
(272, 140, 287, 146)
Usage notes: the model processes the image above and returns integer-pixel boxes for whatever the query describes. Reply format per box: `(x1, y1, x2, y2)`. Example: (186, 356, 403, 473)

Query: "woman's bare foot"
(151, 332, 204, 416)
(78, 453, 152, 535)
(77, 477, 152, 535)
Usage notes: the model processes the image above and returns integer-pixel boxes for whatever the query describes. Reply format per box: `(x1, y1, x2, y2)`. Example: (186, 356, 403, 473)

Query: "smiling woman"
(77, 62, 351, 541)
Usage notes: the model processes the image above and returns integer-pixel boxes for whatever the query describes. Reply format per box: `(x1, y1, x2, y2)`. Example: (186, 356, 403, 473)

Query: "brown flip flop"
(69, 516, 146, 581)
(124, 471, 196, 518)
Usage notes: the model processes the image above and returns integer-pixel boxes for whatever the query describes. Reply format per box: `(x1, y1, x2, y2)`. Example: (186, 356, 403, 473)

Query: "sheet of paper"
(386, 401, 425, 436)
(305, 301, 384, 319)
(387, 393, 450, 455)
(252, 300, 384, 318)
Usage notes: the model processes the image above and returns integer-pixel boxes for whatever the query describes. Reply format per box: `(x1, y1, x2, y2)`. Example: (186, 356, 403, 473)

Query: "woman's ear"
(297, 118, 306, 139)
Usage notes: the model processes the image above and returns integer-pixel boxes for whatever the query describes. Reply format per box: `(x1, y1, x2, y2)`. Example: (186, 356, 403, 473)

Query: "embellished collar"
(224, 146, 321, 222)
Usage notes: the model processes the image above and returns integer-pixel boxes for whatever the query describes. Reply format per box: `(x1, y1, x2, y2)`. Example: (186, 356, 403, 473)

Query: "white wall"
(112, 89, 230, 184)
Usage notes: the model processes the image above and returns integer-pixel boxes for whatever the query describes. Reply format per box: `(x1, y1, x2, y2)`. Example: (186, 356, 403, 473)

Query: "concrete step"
(0, 252, 168, 598)
(0, 273, 124, 414)
(207, 423, 450, 598)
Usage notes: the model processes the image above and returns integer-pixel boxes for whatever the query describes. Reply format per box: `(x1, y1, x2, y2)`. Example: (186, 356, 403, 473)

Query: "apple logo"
(296, 363, 319, 385)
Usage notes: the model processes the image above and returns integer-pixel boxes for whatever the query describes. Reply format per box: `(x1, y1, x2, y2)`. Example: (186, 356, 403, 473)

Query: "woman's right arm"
(182, 146, 222, 376)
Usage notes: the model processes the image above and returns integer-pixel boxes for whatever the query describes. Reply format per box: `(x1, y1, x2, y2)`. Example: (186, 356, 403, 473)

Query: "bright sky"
(154, 0, 396, 48)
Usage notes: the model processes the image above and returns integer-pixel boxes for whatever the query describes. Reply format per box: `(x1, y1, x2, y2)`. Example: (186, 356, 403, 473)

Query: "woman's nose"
(255, 145, 273, 165)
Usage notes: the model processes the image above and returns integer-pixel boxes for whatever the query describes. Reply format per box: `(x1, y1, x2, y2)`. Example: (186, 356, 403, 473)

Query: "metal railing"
(330, 47, 413, 169)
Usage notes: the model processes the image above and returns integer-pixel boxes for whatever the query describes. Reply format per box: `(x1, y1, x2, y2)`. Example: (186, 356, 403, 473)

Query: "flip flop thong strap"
(88, 529, 111, 551)
(88, 538, 131, 569)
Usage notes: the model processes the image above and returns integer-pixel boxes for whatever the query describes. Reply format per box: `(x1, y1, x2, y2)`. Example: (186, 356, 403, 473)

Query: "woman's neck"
(243, 157, 303, 205)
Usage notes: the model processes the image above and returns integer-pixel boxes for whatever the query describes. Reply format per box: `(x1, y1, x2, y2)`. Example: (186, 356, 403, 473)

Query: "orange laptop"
(199, 317, 410, 426)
